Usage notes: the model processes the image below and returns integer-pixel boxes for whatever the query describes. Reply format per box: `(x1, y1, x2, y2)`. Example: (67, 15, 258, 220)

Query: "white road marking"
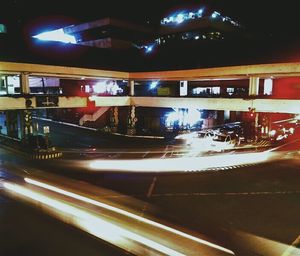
(151, 190, 300, 197)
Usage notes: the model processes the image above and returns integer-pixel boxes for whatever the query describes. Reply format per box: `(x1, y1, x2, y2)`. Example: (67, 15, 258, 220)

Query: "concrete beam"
(132, 97, 250, 111)
(0, 97, 35, 110)
(58, 96, 87, 108)
(2, 61, 300, 82)
(0, 96, 87, 110)
(130, 62, 300, 81)
(131, 97, 300, 114)
(0, 62, 128, 80)
(1, 95, 300, 114)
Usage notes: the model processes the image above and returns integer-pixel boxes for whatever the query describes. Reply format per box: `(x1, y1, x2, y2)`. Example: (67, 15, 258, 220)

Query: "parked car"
(210, 133, 237, 151)
(198, 129, 215, 139)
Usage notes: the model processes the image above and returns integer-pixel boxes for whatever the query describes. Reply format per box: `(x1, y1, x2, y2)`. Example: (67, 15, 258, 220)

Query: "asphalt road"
(2, 119, 300, 256)
(0, 151, 130, 256)
(36, 119, 171, 149)
(0, 150, 235, 256)
(39, 156, 300, 256)
(35, 119, 268, 160)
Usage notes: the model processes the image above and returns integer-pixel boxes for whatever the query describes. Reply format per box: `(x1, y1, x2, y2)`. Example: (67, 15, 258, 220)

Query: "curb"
(31, 152, 63, 160)
(1, 143, 63, 160)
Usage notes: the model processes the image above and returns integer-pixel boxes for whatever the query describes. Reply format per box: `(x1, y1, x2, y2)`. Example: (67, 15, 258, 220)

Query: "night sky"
(2, 0, 300, 39)
(1, 0, 300, 71)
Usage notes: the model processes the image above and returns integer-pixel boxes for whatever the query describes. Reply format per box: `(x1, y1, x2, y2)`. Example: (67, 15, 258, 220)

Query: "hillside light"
(175, 13, 185, 24)
(33, 29, 76, 44)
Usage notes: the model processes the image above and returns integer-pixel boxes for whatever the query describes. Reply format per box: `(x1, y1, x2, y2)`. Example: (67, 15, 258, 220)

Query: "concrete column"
(263, 78, 273, 96)
(260, 115, 270, 138)
(179, 81, 188, 96)
(20, 110, 33, 141)
(129, 80, 135, 96)
(2, 76, 9, 94)
(254, 112, 259, 141)
(110, 107, 119, 133)
(249, 77, 259, 96)
(127, 106, 137, 135)
(21, 72, 30, 94)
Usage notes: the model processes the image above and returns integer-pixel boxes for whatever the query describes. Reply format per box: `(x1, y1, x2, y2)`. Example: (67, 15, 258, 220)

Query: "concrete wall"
(273, 77, 300, 99)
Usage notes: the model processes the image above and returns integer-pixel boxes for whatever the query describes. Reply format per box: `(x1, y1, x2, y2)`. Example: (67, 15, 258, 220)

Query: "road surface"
(2, 119, 300, 255)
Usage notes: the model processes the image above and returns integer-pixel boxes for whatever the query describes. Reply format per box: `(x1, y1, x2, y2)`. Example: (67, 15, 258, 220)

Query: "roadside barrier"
(31, 152, 63, 160)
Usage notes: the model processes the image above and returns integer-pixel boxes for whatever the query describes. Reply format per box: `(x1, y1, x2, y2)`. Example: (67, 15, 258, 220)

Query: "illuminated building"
(58, 18, 154, 50)
(155, 7, 242, 48)
(33, 6, 243, 53)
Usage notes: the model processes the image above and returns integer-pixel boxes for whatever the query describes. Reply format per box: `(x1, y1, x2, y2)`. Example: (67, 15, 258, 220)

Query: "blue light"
(169, 16, 175, 22)
(211, 11, 221, 19)
(198, 8, 204, 15)
(175, 13, 185, 24)
(189, 12, 195, 18)
(33, 29, 76, 44)
(144, 43, 157, 54)
(145, 45, 153, 53)
(149, 81, 159, 90)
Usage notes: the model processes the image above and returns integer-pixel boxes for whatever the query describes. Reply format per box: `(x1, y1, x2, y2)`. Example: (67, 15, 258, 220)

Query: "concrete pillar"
(263, 78, 273, 96)
(0, 76, 9, 94)
(249, 77, 259, 96)
(254, 112, 259, 141)
(179, 81, 188, 96)
(260, 115, 270, 139)
(21, 72, 30, 94)
(129, 80, 135, 96)
(20, 110, 33, 141)
(127, 106, 137, 135)
(110, 107, 119, 133)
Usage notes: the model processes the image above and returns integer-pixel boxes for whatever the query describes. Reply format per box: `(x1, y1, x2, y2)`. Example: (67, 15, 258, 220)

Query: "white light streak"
(88, 152, 273, 172)
(24, 178, 234, 255)
(4, 182, 184, 256)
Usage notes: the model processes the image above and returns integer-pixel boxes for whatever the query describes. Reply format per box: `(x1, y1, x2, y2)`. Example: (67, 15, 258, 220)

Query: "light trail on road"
(3, 181, 186, 256)
(88, 151, 276, 172)
(24, 177, 235, 255)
